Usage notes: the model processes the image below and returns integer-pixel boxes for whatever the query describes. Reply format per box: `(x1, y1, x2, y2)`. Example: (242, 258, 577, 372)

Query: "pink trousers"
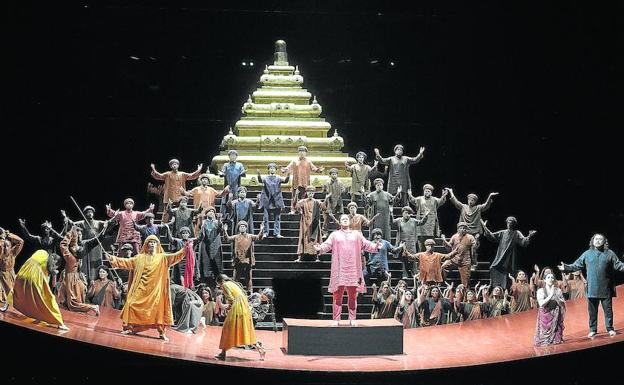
(332, 286, 358, 321)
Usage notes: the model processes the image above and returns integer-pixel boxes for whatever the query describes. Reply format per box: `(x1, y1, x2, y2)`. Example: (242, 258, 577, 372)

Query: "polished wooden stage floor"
(1, 286, 623, 374)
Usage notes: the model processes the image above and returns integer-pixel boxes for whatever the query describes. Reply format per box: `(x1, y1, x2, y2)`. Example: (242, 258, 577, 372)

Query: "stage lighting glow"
(242, 61, 247, 66)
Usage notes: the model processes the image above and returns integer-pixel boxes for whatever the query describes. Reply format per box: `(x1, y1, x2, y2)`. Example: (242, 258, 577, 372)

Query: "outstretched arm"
(18, 219, 40, 243)
(374, 148, 391, 165)
(481, 192, 499, 212)
(150, 164, 166, 180)
(406, 147, 425, 164)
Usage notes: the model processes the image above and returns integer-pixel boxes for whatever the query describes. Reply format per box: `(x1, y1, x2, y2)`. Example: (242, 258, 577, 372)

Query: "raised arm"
(446, 188, 463, 210)
(481, 192, 499, 212)
(7, 233, 24, 256)
(150, 164, 166, 180)
(166, 247, 187, 267)
(107, 254, 137, 270)
(17, 219, 40, 244)
(609, 252, 624, 272)
(559, 252, 586, 273)
(406, 147, 425, 164)
(183, 164, 203, 180)
(374, 148, 391, 165)
(518, 230, 536, 247)
(256, 169, 263, 184)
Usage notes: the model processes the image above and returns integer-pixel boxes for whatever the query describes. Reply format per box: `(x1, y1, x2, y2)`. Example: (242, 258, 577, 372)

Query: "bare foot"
(315, 258, 320, 262)
(159, 333, 169, 341)
(329, 320, 339, 327)
(294, 258, 302, 263)
(58, 324, 69, 331)
(93, 305, 100, 316)
(121, 329, 136, 335)
(214, 352, 226, 360)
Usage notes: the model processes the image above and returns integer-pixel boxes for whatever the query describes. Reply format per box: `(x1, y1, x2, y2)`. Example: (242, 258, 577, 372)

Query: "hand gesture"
(360, 186, 366, 194)
(528, 230, 537, 237)
(419, 147, 425, 155)
(557, 262, 565, 271)
(148, 203, 155, 211)
(150, 163, 156, 171)
(318, 166, 325, 173)
(313, 243, 322, 253)
(61, 210, 67, 218)
(441, 188, 449, 196)
(168, 198, 173, 205)
(534, 264, 540, 274)
(371, 283, 377, 290)
(197, 163, 203, 171)
(397, 185, 402, 194)
(508, 273, 514, 280)
(489, 192, 499, 197)
(106, 204, 112, 211)
(222, 224, 228, 233)
(374, 148, 380, 156)
(18, 218, 26, 227)
(256, 168, 261, 175)
(407, 189, 414, 197)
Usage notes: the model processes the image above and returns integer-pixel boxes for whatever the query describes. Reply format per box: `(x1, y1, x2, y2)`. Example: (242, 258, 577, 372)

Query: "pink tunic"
(107, 208, 151, 244)
(319, 229, 379, 294)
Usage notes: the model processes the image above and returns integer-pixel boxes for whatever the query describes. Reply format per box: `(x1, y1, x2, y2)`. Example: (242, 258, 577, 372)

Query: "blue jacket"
(564, 248, 624, 298)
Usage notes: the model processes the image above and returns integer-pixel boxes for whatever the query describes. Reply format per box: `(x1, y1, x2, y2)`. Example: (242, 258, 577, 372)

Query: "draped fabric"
(219, 281, 257, 350)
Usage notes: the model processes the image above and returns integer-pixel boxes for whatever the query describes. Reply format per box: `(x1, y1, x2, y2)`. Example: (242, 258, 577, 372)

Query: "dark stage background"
(4, 1, 623, 280)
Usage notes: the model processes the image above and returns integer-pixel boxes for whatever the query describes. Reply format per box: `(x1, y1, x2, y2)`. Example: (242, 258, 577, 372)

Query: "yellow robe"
(109, 235, 185, 328)
(219, 280, 256, 350)
(10, 250, 64, 326)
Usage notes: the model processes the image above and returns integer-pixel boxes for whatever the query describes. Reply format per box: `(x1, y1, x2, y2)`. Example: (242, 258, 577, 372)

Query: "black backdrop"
(5, 1, 623, 278)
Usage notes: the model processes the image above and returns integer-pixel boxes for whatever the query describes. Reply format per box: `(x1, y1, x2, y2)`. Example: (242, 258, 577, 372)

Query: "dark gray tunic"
(366, 190, 395, 241)
(409, 195, 445, 237)
(197, 219, 223, 279)
(375, 154, 423, 194)
(564, 248, 624, 298)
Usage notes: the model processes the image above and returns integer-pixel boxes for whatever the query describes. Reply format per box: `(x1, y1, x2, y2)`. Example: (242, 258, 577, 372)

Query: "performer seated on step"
(103, 234, 187, 341)
(169, 283, 204, 335)
(362, 228, 401, 286)
(453, 286, 487, 322)
(314, 214, 382, 326)
(214, 274, 265, 361)
(1, 250, 68, 330)
(418, 284, 454, 326)
(478, 284, 511, 318)
(222, 221, 265, 293)
(87, 265, 122, 309)
(395, 284, 420, 329)
(371, 276, 398, 319)
(197, 284, 218, 327)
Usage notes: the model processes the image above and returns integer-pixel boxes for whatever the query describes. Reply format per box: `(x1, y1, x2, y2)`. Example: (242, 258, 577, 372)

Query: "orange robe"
(109, 235, 186, 330)
(219, 280, 256, 350)
(88, 278, 121, 308)
(0, 233, 24, 303)
(57, 231, 98, 313)
(151, 169, 202, 204)
(188, 186, 222, 234)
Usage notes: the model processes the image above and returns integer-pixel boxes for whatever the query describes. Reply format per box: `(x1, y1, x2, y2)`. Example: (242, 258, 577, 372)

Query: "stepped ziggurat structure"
(207, 40, 356, 190)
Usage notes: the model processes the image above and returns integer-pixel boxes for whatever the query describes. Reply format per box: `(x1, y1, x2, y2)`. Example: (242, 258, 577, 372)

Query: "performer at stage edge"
(408, 184, 447, 252)
(0, 227, 24, 303)
(534, 272, 566, 346)
(446, 188, 498, 270)
(282, 145, 324, 214)
(214, 274, 266, 361)
(395, 286, 420, 328)
(480, 285, 510, 317)
(295, 186, 325, 262)
(257, 163, 289, 237)
(197, 207, 224, 283)
(558, 233, 624, 338)
(180, 174, 229, 236)
(374, 144, 425, 206)
(87, 265, 122, 309)
(371, 278, 398, 319)
(322, 167, 347, 238)
(106, 198, 155, 255)
(418, 284, 454, 326)
(315, 214, 382, 326)
(61, 206, 106, 281)
(1, 250, 67, 330)
(561, 270, 587, 300)
(454, 288, 485, 322)
(151, 158, 203, 222)
(103, 234, 187, 341)
(366, 178, 398, 242)
(482, 217, 536, 289)
(223, 221, 265, 292)
(345, 152, 378, 204)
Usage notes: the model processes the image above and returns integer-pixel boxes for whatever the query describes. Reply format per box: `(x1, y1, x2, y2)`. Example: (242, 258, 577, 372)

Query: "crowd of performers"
(1, 144, 624, 358)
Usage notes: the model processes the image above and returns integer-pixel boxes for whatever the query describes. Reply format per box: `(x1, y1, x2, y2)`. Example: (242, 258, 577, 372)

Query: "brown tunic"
(510, 281, 532, 312)
(88, 278, 120, 308)
(285, 157, 321, 188)
(151, 169, 202, 204)
(57, 232, 98, 313)
(407, 250, 453, 283)
(565, 278, 587, 299)
(347, 163, 373, 196)
(228, 233, 261, 265)
(348, 214, 370, 232)
(296, 198, 324, 255)
(0, 233, 24, 303)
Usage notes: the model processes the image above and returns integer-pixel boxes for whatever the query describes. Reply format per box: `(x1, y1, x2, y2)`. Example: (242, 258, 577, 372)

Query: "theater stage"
(2, 286, 624, 384)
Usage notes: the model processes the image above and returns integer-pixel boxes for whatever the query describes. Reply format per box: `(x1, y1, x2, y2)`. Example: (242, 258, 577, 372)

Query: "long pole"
(69, 196, 122, 282)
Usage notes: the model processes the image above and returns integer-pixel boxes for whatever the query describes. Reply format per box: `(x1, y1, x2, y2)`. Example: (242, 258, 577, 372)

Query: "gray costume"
(366, 190, 395, 241)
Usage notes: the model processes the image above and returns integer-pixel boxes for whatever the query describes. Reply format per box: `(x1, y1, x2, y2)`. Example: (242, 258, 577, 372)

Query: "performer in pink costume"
(315, 214, 381, 326)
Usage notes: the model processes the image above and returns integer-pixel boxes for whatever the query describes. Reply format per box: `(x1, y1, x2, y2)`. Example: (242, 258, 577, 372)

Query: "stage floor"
(1, 286, 623, 373)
